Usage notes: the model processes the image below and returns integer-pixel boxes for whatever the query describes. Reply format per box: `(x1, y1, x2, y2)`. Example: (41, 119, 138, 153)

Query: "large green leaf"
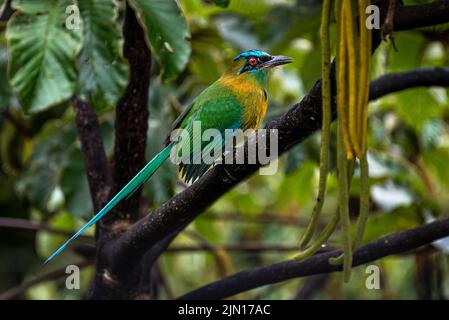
(7, 0, 81, 112)
(11, 0, 51, 14)
(77, 0, 128, 111)
(128, 0, 191, 82)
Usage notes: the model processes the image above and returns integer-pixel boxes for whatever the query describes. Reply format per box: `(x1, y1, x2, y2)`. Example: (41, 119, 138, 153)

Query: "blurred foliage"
(0, 0, 448, 300)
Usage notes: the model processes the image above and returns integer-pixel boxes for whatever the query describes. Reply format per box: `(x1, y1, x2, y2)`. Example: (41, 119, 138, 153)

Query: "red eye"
(248, 57, 258, 66)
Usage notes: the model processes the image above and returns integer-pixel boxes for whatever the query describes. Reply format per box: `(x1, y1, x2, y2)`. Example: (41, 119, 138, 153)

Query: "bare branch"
(0, 217, 92, 239)
(88, 3, 152, 299)
(179, 217, 449, 300)
(108, 3, 151, 225)
(72, 98, 110, 213)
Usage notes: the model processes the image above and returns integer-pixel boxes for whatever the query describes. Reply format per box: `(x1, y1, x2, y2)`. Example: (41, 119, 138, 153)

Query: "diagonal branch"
(107, 65, 449, 276)
(179, 217, 449, 300)
(108, 3, 151, 225)
(72, 98, 110, 213)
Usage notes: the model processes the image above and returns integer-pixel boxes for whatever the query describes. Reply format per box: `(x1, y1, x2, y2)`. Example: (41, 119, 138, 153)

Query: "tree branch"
(108, 3, 151, 225)
(72, 98, 110, 213)
(179, 217, 449, 300)
(88, 3, 152, 299)
(0, 217, 92, 239)
(393, 0, 449, 31)
(107, 65, 449, 276)
(369, 67, 449, 100)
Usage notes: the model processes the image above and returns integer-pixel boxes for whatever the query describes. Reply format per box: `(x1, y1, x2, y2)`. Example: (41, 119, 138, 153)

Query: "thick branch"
(109, 3, 151, 224)
(179, 217, 449, 300)
(72, 98, 110, 212)
(393, 0, 449, 31)
(107, 65, 449, 275)
(369, 67, 449, 99)
(88, 4, 152, 300)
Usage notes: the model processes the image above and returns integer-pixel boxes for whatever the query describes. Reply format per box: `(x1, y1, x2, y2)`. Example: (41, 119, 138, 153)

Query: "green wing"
(171, 82, 244, 182)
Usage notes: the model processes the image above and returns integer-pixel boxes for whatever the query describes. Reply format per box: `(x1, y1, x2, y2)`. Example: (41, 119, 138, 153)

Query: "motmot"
(44, 50, 292, 264)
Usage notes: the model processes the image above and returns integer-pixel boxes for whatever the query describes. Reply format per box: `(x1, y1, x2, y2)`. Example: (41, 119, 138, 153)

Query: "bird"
(44, 49, 292, 264)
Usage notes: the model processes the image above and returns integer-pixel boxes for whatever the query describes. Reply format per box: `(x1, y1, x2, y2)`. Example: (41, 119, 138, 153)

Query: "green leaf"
(388, 33, 425, 72)
(227, 0, 270, 19)
(11, 0, 51, 14)
(362, 207, 420, 244)
(422, 147, 449, 190)
(128, 0, 191, 82)
(394, 88, 443, 131)
(189, 27, 228, 84)
(7, 0, 82, 112)
(77, 0, 129, 111)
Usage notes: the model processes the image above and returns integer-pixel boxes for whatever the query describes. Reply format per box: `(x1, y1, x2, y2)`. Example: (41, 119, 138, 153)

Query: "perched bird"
(44, 49, 292, 264)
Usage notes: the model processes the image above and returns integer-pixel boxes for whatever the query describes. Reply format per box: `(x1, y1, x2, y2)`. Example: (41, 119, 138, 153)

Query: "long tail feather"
(44, 144, 174, 264)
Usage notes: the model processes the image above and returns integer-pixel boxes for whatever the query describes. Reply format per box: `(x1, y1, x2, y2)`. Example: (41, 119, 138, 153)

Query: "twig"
(0, 217, 92, 239)
(0, 260, 92, 300)
(166, 243, 330, 253)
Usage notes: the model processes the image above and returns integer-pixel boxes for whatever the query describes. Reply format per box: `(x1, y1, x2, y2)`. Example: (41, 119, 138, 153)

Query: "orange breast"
(220, 76, 268, 130)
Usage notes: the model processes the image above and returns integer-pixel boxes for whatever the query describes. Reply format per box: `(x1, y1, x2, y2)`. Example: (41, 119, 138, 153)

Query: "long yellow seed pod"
(344, 0, 362, 159)
(359, 0, 372, 153)
(337, 0, 352, 159)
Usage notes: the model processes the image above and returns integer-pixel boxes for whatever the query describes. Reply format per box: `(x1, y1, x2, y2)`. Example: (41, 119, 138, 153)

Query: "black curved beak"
(261, 55, 293, 69)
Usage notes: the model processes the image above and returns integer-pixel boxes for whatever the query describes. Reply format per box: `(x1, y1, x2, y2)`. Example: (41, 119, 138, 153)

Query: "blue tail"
(44, 144, 174, 264)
